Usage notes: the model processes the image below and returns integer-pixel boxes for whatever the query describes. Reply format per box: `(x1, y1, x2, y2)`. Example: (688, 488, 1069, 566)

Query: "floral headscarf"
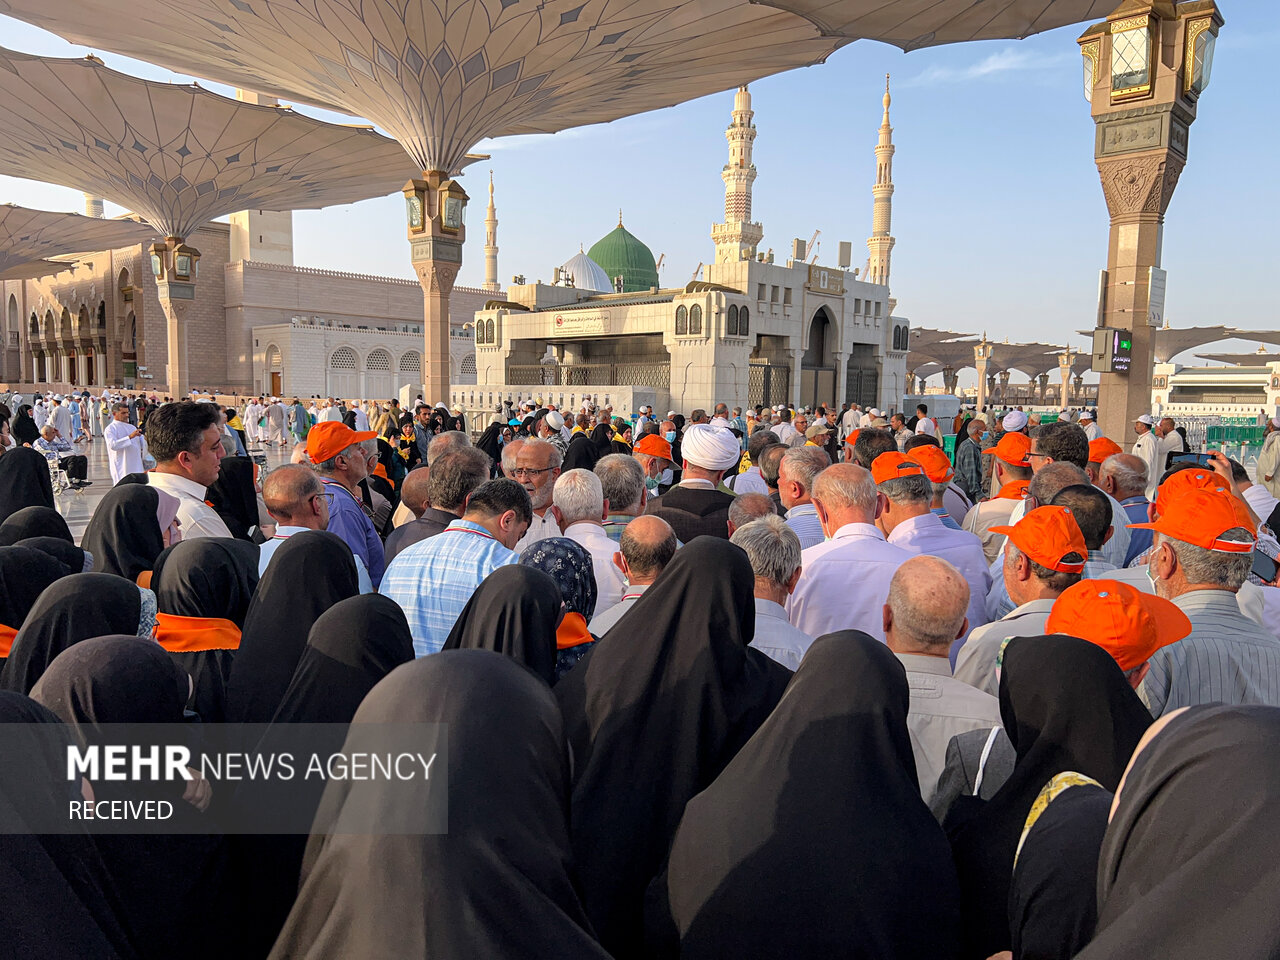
(519, 537, 597, 620)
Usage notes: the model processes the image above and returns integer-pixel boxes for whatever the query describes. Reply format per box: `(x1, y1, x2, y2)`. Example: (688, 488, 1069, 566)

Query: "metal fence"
(506, 362, 669, 388)
(748, 361, 790, 408)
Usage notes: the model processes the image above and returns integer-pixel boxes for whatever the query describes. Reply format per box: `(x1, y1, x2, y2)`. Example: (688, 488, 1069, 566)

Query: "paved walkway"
(50, 438, 296, 542)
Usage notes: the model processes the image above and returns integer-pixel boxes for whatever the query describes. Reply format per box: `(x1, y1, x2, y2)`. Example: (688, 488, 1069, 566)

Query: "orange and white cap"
(990, 506, 1087, 573)
(1129, 488, 1255, 554)
(1047, 579, 1192, 671)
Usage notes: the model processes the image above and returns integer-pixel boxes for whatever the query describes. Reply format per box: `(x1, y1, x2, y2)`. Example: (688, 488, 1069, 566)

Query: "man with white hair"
(778, 446, 829, 549)
(595, 453, 648, 541)
(512, 436, 563, 553)
(731, 514, 814, 671)
(884, 555, 1001, 805)
(1079, 409, 1101, 441)
(553, 469, 626, 614)
(644, 422, 740, 541)
(786, 463, 913, 641)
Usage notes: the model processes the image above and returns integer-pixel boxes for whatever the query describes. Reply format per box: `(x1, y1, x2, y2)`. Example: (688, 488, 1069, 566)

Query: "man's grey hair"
(887, 556, 970, 649)
(427, 430, 471, 466)
(812, 464, 878, 514)
(1029, 462, 1091, 505)
(730, 514, 802, 590)
(313, 442, 362, 473)
(427, 447, 491, 512)
(111, 401, 129, 414)
(1158, 529, 1254, 590)
(595, 454, 645, 513)
(728, 492, 775, 531)
(878, 474, 932, 506)
(780, 446, 829, 494)
(39, 424, 55, 438)
(501, 437, 525, 478)
(1100, 453, 1147, 495)
(552, 469, 604, 525)
(521, 436, 563, 471)
(967, 419, 985, 438)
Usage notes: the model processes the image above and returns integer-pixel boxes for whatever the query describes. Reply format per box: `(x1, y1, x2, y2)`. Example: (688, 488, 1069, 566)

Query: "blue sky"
(1, 9, 1276, 384)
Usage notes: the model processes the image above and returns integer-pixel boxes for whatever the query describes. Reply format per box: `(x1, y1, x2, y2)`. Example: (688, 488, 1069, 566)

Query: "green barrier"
(943, 434, 956, 458)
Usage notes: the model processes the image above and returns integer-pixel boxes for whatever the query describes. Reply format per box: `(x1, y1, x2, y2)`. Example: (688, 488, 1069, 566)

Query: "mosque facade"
(454, 81, 909, 422)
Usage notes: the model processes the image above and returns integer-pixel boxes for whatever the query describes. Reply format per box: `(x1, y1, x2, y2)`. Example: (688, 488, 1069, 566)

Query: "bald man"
(726, 492, 776, 537)
(260, 463, 373, 592)
(587, 515, 677, 635)
(883, 555, 1001, 805)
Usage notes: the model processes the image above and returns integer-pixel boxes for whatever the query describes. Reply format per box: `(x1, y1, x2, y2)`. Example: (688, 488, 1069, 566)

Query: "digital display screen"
(1112, 330, 1132, 373)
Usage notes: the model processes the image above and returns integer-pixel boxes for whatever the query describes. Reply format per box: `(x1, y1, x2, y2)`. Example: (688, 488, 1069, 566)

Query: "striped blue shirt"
(785, 503, 826, 550)
(1140, 589, 1280, 716)
(379, 519, 518, 657)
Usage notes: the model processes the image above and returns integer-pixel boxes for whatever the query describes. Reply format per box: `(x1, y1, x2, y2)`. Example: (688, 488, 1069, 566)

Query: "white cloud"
(900, 47, 1074, 88)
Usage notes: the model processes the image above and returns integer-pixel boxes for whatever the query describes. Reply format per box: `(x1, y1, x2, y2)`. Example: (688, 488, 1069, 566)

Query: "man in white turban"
(1002, 409, 1029, 434)
(643, 422, 741, 541)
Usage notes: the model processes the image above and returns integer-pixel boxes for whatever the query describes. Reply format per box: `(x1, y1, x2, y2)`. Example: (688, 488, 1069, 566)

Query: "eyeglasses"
(1026, 451, 1051, 461)
(309, 492, 335, 508)
(511, 466, 553, 480)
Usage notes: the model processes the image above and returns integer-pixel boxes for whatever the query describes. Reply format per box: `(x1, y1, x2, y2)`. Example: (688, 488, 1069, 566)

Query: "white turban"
(682, 423, 741, 471)
(545, 411, 565, 431)
(1003, 410, 1028, 432)
(1271, 417, 1280, 430)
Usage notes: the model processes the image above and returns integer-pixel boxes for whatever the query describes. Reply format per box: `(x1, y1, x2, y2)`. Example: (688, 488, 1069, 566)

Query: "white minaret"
(711, 86, 764, 264)
(866, 74, 895, 287)
(83, 194, 105, 218)
(483, 171, 499, 293)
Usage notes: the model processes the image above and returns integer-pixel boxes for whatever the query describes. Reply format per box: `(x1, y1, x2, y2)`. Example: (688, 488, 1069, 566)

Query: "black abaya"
(0, 574, 150, 694)
(0, 546, 70, 667)
(1078, 705, 1280, 960)
(152, 538, 259, 722)
(0, 505, 72, 545)
(0, 446, 55, 522)
(235, 594, 415, 957)
(442, 565, 561, 684)
(11, 404, 38, 446)
(554, 537, 792, 958)
(945, 635, 1151, 960)
(268, 650, 609, 960)
(224, 530, 359, 724)
(0, 691, 140, 959)
(205, 455, 259, 541)
(650, 631, 960, 959)
(15, 537, 90, 574)
(80, 484, 166, 581)
(30, 636, 235, 960)
(562, 431, 601, 471)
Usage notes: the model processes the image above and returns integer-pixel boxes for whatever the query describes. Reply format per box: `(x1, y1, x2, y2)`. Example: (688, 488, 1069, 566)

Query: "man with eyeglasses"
(512, 436, 563, 554)
(307, 421, 386, 588)
(259, 463, 373, 593)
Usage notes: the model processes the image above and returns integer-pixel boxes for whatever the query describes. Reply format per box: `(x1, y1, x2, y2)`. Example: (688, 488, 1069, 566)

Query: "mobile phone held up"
(1251, 549, 1279, 585)
(1167, 451, 1213, 470)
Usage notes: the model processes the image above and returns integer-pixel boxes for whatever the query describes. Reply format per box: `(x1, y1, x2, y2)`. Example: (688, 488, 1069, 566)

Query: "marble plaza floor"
(50, 437, 297, 543)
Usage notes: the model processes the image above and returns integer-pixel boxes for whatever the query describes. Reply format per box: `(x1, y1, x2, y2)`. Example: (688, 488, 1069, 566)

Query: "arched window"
(675, 305, 687, 335)
(475, 323, 484, 344)
(485, 318, 495, 344)
(727, 304, 739, 336)
(29, 313, 38, 337)
(96, 301, 106, 326)
(461, 354, 476, 377)
(366, 348, 392, 371)
(329, 346, 358, 370)
(399, 351, 421, 374)
(739, 305, 749, 336)
(689, 304, 702, 336)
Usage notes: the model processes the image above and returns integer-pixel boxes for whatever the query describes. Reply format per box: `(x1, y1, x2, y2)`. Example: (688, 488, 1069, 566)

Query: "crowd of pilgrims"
(0, 392, 1275, 959)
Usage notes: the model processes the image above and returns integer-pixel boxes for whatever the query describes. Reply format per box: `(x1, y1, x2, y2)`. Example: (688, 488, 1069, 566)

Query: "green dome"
(587, 218, 659, 293)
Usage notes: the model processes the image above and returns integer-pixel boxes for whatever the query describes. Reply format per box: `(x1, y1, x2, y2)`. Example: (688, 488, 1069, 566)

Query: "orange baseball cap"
(871, 451, 926, 485)
(1088, 437, 1123, 464)
(983, 431, 1031, 467)
(307, 421, 377, 464)
(1151, 468, 1227, 517)
(1046, 579, 1192, 671)
(990, 506, 1087, 573)
(907, 444, 955, 483)
(844, 429, 860, 447)
(633, 433, 673, 462)
(1129, 488, 1255, 553)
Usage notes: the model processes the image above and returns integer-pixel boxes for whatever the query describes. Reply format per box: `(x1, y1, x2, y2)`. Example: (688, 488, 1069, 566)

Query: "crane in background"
(807, 229, 821, 264)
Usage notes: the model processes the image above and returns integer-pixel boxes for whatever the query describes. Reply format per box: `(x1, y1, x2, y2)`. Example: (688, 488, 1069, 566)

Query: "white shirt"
(320, 405, 344, 423)
(914, 417, 937, 437)
(104, 418, 145, 483)
(894, 652, 1003, 805)
(1133, 431, 1161, 501)
(588, 583, 650, 636)
(259, 525, 373, 593)
(562, 521, 626, 616)
(1242, 484, 1279, 526)
(953, 598, 1057, 697)
(887, 512, 991, 637)
(1082, 421, 1101, 441)
(352, 407, 370, 431)
(773, 422, 799, 446)
(48, 404, 71, 438)
(513, 508, 562, 556)
(147, 471, 233, 540)
(750, 597, 814, 671)
(786, 522, 914, 642)
(728, 466, 769, 496)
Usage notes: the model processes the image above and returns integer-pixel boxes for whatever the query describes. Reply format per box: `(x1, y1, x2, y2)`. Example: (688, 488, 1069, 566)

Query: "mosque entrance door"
(801, 308, 836, 409)
(846, 345, 879, 409)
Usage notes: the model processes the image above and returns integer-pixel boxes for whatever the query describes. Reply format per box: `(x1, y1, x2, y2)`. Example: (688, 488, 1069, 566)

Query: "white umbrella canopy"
(0, 0, 1106, 173)
(0, 47, 423, 239)
(0, 203, 157, 280)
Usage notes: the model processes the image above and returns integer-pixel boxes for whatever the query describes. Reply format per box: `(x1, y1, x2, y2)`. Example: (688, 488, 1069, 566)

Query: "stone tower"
(83, 194, 104, 218)
(711, 86, 764, 264)
(227, 89, 294, 265)
(865, 75, 895, 287)
(483, 171, 499, 293)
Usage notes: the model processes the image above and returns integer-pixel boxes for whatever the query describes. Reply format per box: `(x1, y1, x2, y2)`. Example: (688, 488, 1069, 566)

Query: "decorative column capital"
(415, 263, 458, 296)
(1096, 151, 1186, 219)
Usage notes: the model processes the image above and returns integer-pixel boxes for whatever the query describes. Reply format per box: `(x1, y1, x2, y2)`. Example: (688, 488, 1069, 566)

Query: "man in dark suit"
(644, 422, 741, 541)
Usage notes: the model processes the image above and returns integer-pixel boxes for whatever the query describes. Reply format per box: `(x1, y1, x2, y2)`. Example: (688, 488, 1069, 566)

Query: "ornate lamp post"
(1079, 0, 1222, 443)
(404, 175, 469, 402)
